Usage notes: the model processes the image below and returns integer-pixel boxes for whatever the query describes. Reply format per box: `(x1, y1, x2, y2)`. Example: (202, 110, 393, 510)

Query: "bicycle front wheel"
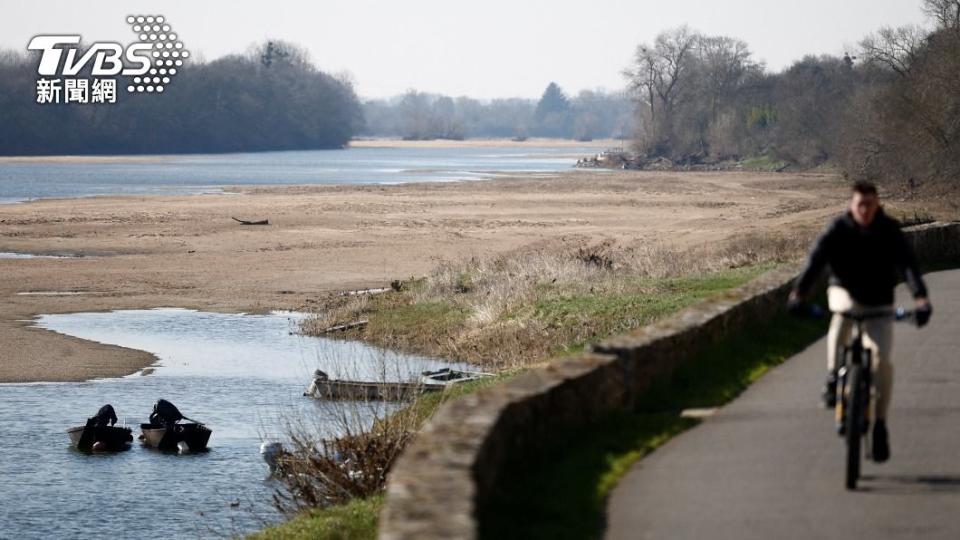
(845, 364, 864, 490)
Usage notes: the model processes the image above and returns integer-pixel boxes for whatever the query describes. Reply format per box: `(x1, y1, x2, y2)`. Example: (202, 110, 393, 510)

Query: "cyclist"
(788, 181, 932, 462)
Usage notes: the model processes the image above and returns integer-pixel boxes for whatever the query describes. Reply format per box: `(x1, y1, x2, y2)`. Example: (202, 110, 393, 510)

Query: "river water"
(0, 144, 603, 202)
(0, 309, 462, 539)
(0, 144, 573, 537)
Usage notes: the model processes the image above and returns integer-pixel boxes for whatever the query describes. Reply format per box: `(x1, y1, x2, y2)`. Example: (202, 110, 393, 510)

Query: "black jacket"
(793, 209, 928, 306)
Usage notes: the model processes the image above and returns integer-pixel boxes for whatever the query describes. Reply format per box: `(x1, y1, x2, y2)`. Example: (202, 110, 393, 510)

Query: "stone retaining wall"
(379, 222, 960, 540)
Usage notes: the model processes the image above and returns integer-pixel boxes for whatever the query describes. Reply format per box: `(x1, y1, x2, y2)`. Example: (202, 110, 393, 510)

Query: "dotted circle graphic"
(125, 15, 187, 94)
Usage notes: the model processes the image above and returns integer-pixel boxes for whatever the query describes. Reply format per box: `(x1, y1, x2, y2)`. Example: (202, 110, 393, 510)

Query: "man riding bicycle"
(788, 181, 932, 462)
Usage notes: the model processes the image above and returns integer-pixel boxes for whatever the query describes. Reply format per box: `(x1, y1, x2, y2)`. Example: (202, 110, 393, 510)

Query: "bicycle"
(830, 308, 914, 490)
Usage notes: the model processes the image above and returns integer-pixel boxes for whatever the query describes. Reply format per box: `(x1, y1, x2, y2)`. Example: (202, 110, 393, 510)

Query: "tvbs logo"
(28, 15, 188, 104)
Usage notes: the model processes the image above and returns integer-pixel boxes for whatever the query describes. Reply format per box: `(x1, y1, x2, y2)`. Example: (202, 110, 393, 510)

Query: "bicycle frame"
(832, 308, 912, 489)
(835, 318, 873, 436)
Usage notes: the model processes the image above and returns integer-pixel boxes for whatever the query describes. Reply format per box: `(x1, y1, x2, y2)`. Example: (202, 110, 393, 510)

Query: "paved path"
(607, 269, 960, 540)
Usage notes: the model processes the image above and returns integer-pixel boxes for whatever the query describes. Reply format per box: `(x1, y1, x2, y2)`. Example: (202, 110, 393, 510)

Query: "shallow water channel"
(0, 252, 78, 259)
(0, 145, 597, 202)
(0, 308, 463, 539)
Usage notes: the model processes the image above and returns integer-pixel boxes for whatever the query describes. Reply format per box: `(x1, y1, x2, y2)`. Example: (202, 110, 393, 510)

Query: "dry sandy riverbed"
(0, 170, 854, 382)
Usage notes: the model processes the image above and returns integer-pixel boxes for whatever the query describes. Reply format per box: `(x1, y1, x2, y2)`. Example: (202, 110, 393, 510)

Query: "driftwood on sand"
(232, 217, 269, 226)
(322, 320, 369, 333)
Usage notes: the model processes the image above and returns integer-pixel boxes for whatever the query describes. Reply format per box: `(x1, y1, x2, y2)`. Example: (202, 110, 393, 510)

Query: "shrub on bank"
(303, 234, 811, 368)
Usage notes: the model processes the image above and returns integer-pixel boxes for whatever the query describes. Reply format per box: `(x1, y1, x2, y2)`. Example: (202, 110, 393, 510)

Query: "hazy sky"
(1, 0, 928, 99)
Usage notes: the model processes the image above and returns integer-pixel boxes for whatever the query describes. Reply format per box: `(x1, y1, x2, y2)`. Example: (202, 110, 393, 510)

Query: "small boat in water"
(140, 423, 212, 452)
(67, 404, 133, 452)
(139, 399, 211, 452)
(67, 424, 133, 452)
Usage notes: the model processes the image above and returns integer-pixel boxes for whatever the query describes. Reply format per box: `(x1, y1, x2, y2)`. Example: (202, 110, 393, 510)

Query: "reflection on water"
(0, 309, 461, 538)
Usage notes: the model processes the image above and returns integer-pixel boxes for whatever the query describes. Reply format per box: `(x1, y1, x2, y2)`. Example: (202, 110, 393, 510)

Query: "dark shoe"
(822, 372, 838, 409)
(873, 420, 890, 462)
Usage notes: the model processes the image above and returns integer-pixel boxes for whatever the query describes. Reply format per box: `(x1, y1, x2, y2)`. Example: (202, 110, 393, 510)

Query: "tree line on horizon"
(0, 34, 633, 154)
(0, 41, 363, 155)
(360, 84, 634, 141)
(624, 0, 960, 192)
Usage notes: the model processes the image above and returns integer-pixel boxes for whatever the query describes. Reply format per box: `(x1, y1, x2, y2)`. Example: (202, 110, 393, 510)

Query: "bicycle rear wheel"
(845, 364, 863, 490)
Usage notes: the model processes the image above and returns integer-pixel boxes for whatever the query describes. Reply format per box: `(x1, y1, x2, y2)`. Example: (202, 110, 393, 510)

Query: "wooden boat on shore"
(139, 422, 212, 452)
(304, 368, 494, 401)
(419, 368, 492, 385)
(67, 424, 133, 452)
(305, 378, 443, 401)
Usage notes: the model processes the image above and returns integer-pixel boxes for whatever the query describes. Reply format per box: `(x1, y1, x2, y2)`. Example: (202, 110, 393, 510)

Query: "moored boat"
(419, 367, 493, 386)
(67, 424, 133, 452)
(67, 404, 133, 452)
(304, 377, 442, 401)
(140, 422, 212, 452)
(303, 368, 493, 401)
(139, 399, 211, 452)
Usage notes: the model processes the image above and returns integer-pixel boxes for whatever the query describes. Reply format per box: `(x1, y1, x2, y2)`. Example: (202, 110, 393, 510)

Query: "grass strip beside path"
(479, 313, 827, 540)
(248, 496, 383, 540)
(308, 264, 775, 369)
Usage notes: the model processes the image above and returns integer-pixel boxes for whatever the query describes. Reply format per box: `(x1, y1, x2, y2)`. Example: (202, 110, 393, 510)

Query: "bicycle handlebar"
(836, 307, 914, 322)
(797, 303, 914, 323)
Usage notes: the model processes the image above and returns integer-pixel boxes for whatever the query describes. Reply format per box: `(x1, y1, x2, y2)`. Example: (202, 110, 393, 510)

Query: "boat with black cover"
(67, 404, 133, 452)
(139, 399, 211, 452)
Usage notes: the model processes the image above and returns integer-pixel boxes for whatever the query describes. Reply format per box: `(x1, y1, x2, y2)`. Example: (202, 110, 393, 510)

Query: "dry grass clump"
(269, 375, 501, 516)
(270, 400, 414, 515)
(303, 232, 814, 369)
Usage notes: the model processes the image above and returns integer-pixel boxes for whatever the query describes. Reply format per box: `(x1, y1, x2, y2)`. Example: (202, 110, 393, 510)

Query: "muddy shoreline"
(0, 170, 858, 382)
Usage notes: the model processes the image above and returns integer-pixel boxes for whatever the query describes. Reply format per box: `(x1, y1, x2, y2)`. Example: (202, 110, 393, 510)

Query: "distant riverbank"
(0, 141, 606, 202)
(0, 138, 619, 162)
(349, 137, 624, 149)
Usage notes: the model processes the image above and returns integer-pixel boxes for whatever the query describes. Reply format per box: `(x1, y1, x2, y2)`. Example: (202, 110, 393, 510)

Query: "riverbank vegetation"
(622, 0, 960, 196)
(261, 377, 505, 539)
(0, 41, 362, 155)
(304, 234, 809, 368)
(248, 496, 383, 540)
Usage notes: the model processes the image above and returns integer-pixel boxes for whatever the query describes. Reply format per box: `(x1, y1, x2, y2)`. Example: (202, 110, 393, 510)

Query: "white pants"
(827, 286, 894, 419)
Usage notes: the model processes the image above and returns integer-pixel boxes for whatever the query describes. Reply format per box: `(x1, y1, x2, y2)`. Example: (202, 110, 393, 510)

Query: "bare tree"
(923, 0, 960, 30)
(841, 9, 960, 191)
(398, 90, 432, 140)
(625, 26, 699, 156)
(625, 28, 764, 159)
(696, 36, 758, 122)
(859, 26, 928, 77)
